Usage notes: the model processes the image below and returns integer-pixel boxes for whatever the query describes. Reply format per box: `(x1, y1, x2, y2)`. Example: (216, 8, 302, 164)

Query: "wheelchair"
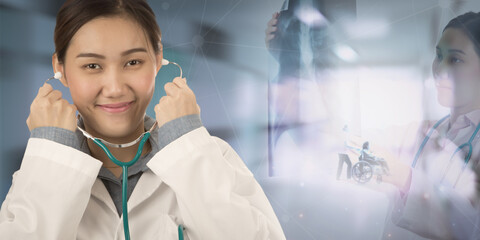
(352, 154, 389, 184)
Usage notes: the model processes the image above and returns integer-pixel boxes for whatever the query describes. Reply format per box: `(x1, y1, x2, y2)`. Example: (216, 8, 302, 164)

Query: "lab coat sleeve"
(0, 138, 102, 240)
(391, 168, 479, 240)
(147, 127, 286, 240)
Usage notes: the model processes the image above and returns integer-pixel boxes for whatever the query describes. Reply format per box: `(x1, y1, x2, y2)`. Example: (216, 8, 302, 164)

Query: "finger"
(37, 83, 54, 97)
(154, 99, 168, 112)
(268, 18, 278, 27)
(172, 77, 187, 88)
(164, 82, 180, 96)
(47, 90, 63, 102)
(61, 100, 77, 114)
(267, 21, 274, 29)
(70, 104, 78, 113)
(26, 117, 31, 130)
(159, 96, 168, 103)
(265, 26, 277, 35)
(65, 104, 78, 119)
(52, 98, 67, 109)
(266, 34, 275, 42)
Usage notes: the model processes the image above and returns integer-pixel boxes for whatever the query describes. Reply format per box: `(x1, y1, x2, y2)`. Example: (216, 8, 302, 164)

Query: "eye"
(83, 63, 101, 70)
(435, 51, 443, 61)
(126, 59, 142, 67)
(449, 57, 463, 64)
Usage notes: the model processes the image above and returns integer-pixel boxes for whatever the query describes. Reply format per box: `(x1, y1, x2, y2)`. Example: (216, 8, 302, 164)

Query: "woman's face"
(432, 27, 480, 110)
(56, 15, 162, 141)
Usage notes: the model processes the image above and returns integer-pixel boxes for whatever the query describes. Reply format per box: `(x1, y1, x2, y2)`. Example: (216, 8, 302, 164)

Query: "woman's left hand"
(154, 77, 200, 128)
(356, 142, 413, 191)
(382, 155, 412, 191)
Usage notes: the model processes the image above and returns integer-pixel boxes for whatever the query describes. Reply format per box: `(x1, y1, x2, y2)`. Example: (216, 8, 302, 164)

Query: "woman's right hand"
(26, 83, 77, 132)
(265, 12, 280, 49)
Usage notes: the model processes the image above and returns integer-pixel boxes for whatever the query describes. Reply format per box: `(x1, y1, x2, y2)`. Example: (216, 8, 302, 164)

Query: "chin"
(93, 115, 144, 140)
(437, 97, 453, 108)
(436, 90, 454, 108)
(104, 123, 133, 136)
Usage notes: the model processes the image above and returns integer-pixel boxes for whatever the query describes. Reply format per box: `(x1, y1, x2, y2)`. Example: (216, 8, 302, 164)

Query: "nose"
(432, 58, 448, 80)
(102, 69, 125, 98)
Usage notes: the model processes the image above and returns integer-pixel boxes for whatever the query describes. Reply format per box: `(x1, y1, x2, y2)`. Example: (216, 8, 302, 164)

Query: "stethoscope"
(46, 59, 185, 240)
(412, 114, 480, 187)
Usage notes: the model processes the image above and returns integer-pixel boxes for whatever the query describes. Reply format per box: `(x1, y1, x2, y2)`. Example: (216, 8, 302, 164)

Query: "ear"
(52, 53, 68, 87)
(155, 43, 163, 75)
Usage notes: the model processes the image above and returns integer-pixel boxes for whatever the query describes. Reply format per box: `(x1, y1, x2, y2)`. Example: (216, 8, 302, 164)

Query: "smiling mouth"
(97, 101, 134, 113)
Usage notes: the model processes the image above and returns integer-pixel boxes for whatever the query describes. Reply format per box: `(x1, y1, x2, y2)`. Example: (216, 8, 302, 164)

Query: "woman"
(0, 0, 285, 239)
(373, 12, 480, 240)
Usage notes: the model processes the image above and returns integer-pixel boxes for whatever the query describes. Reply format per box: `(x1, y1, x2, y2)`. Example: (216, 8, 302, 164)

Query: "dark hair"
(362, 141, 369, 150)
(54, 0, 162, 63)
(443, 12, 480, 57)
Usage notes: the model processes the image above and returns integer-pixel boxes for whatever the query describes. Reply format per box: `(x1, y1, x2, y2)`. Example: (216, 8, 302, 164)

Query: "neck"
(85, 122, 151, 168)
(87, 137, 151, 168)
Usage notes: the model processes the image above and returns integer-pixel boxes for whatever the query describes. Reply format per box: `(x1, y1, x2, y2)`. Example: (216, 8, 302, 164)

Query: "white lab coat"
(0, 127, 286, 240)
(374, 114, 480, 240)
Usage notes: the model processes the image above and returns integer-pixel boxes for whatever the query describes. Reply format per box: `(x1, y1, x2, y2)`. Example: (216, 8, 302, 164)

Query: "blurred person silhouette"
(266, 0, 343, 178)
(374, 12, 480, 240)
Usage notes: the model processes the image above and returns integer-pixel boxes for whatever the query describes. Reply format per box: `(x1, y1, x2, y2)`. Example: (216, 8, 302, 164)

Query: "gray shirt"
(30, 114, 202, 216)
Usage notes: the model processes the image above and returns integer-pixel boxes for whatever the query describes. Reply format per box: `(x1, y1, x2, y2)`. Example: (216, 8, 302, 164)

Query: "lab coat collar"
(91, 178, 118, 215)
(423, 110, 480, 136)
(446, 109, 480, 127)
(126, 169, 163, 212)
(463, 109, 480, 127)
(89, 170, 164, 215)
(442, 109, 480, 137)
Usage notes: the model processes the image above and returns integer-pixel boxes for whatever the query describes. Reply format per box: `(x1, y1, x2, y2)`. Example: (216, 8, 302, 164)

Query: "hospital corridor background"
(1, 0, 480, 239)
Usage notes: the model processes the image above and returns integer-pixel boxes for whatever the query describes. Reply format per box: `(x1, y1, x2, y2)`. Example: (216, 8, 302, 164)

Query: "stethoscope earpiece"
(162, 59, 170, 66)
(161, 59, 183, 79)
(45, 72, 63, 83)
(54, 72, 62, 79)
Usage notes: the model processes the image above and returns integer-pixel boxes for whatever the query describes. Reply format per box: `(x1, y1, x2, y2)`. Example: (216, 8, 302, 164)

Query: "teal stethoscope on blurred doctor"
(46, 59, 184, 240)
(412, 114, 480, 187)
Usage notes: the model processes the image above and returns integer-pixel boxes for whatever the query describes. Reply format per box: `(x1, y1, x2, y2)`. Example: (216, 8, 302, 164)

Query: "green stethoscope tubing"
(412, 114, 480, 186)
(92, 132, 185, 240)
(178, 225, 184, 240)
(91, 132, 150, 240)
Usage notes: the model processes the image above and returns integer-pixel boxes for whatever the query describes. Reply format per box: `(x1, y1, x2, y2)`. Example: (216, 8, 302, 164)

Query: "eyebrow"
(435, 46, 466, 55)
(76, 48, 148, 59)
(448, 49, 466, 55)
